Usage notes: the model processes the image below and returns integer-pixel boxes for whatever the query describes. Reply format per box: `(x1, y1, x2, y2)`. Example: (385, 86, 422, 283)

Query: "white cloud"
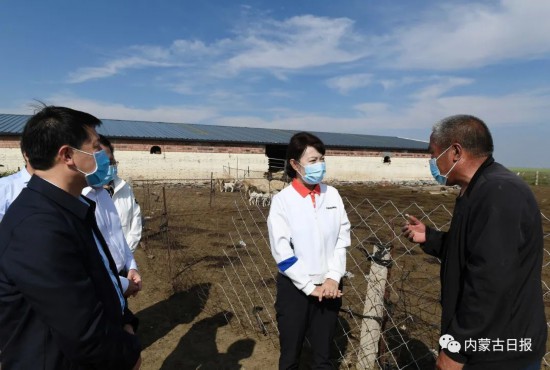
(379, 75, 460, 91)
(226, 15, 368, 72)
(43, 94, 220, 124)
(351, 89, 550, 130)
(169, 39, 223, 57)
(67, 56, 180, 83)
(353, 102, 390, 116)
(326, 73, 373, 94)
(67, 14, 370, 83)
(413, 77, 474, 100)
(386, 0, 550, 70)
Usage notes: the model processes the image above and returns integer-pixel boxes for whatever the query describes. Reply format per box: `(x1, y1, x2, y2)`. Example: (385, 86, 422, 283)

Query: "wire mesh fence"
(515, 170, 550, 186)
(133, 178, 550, 369)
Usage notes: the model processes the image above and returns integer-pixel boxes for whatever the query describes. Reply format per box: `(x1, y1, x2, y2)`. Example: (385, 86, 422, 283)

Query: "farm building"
(0, 113, 430, 182)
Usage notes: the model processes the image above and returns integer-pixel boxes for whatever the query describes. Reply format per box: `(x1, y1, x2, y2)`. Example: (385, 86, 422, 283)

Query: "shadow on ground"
(160, 311, 255, 369)
(136, 283, 211, 350)
(384, 327, 436, 369)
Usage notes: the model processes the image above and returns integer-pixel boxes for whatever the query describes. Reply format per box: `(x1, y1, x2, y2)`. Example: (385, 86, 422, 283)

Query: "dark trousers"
(275, 273, 341, 370)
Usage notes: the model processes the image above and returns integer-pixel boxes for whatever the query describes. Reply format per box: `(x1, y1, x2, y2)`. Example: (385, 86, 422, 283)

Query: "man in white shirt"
(83, 134, 142, 297)
(83, 185, 142, 297)
(0, 161, 33, 222)
(100, 136, 142, 253)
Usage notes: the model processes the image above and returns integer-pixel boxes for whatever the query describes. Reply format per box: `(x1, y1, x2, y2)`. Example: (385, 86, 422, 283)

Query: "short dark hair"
(431, 114, 494, 157)
(98, 134, 114, 154)
(285, 132, 326, 178)
(21, 106, 102, 170)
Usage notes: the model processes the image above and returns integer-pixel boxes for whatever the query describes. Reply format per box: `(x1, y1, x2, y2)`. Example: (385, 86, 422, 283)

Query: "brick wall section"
(0, 137, 428, 158)
(110, 139, 265, 154)
(0, 137, 21, 149)
(327, 148, 429, 158)
(0, 136, 432, 181)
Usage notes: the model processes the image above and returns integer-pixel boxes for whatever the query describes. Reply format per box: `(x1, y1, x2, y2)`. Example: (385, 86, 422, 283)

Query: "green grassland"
(510, 167, 550, 186)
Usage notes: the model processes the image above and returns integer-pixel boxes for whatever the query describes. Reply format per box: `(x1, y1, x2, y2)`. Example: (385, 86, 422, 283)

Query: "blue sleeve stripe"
(277, 256, 298, 272)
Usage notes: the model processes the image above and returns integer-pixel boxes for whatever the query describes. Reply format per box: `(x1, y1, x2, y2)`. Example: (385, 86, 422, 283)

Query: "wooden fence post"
(210, 172, 214, 207)
(357, 243, 392, 370)
(161, 186, 174, 291)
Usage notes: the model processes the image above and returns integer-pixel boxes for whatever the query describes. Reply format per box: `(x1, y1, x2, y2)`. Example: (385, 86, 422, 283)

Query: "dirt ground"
(128, 182, 550, 370)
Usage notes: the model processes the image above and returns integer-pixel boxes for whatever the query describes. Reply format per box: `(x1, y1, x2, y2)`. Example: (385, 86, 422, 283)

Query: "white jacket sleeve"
(267, 195, 316, 295)
(325, 194, 351, 283)
(126, 188, 142, 253)
(123, 238, 138, 271)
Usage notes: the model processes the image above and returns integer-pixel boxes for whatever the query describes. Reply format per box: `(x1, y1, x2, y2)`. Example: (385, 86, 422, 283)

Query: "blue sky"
(1, 0, 549, 167)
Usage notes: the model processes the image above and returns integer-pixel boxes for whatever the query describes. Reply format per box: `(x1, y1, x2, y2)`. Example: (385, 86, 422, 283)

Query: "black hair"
(21, 105, 102, 170)
(432, 115, 493, 157)
(98, 134, 114, 154)
(285, 132, 326, 178)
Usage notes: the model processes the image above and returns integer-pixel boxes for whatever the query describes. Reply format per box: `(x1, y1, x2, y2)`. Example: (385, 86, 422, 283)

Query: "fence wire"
(133, 179, 550, 369)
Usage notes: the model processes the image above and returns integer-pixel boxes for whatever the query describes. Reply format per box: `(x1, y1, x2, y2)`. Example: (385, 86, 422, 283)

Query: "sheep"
(260, 193, 271, 207)
(223, 182, 235, 192)
(249, 191, 261, 206)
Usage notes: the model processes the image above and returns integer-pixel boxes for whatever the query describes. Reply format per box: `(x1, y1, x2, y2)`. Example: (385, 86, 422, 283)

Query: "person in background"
(0, 105, 141, 369)
(0, 151, 33, 222)
(268, 132, 351, 369)
(101, 137, 143, 253)
(82, 135, 142, 298)
(402, 115, 546, 370)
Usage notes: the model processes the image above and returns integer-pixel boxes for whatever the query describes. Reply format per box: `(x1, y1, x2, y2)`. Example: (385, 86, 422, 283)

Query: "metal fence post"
(210, 172, 214, 207)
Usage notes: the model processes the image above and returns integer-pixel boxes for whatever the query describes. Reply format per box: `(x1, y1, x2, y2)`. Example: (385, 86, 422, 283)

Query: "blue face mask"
(107, 164, 117, 182)
(72, 148, 112, 188)
(429, 145, 459, 185)
(299, 162, 326, 185)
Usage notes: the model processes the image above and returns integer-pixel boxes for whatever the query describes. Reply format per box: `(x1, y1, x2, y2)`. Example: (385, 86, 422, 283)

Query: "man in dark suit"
(0, 106, 142, 369)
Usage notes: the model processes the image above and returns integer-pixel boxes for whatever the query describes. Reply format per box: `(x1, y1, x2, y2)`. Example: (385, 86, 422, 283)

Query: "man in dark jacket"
(0, 106, 142, 369)
(402, 115, 546, 370)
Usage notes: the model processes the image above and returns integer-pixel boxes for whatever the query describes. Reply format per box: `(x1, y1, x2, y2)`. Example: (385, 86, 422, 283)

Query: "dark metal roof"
(0, 113, 428, 151)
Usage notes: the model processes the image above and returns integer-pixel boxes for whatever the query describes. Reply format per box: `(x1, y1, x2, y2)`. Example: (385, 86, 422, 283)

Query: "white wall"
(325, 156, 431, 182)
(0, 149, 25, 173)
(114, 151, 268, 180)
(115, 151, 432, 182)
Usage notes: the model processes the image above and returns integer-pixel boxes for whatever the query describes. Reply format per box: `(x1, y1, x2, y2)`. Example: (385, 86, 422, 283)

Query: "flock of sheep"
(215, 178, 281, 207)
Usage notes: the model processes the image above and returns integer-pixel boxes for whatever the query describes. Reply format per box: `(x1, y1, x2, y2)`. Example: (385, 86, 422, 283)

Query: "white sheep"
(260, 193, 271, 207)
(248, 191, 261, 206)
(223, 182, 235, 192)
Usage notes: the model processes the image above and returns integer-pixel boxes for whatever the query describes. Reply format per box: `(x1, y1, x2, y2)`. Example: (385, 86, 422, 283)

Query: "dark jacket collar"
(26, 175, 93, 220)
(464, 155, 495, 198)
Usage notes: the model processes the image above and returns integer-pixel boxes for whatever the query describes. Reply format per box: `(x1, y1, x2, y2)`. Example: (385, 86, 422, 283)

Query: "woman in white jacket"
(267, 132, 351, 369)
